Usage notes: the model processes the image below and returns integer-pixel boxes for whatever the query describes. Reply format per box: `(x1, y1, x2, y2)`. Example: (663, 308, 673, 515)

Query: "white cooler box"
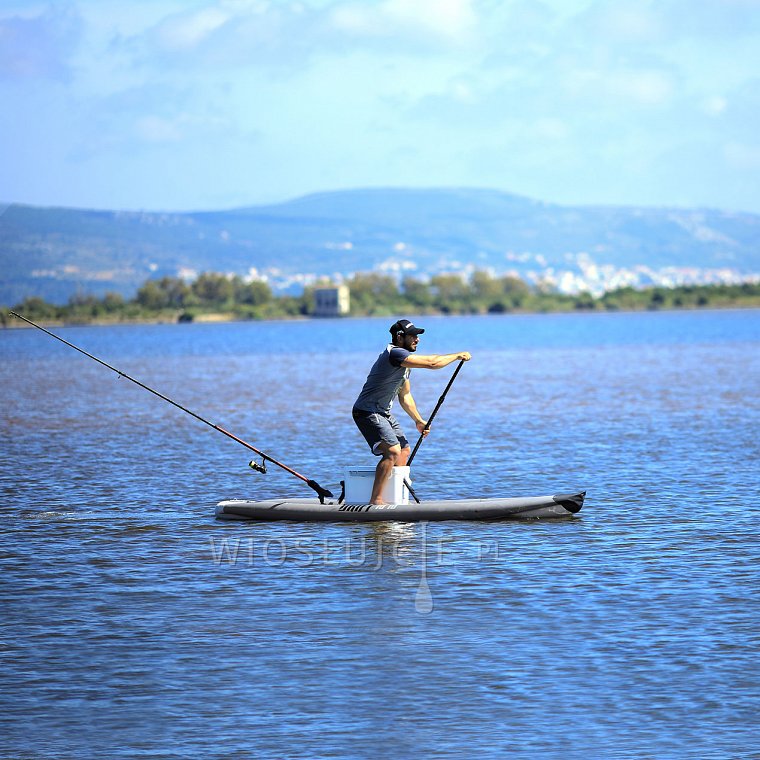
(344, 466, 411, 504)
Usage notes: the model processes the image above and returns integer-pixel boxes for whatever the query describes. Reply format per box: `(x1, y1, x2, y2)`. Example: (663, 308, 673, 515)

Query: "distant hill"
(1, 188, 758, 304)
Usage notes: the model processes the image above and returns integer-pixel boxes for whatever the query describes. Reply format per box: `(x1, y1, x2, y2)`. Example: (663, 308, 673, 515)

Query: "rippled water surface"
(1, 311, 759, 758)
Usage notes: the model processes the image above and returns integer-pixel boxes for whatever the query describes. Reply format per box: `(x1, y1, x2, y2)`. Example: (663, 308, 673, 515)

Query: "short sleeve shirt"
(353, 344, 411, 415)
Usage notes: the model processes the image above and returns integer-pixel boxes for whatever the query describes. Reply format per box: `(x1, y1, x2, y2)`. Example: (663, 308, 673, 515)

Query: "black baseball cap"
(390, 318, 425, 337)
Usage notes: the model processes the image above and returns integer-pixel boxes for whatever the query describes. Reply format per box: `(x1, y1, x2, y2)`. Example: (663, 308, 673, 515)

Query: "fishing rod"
(408, 359, 466, 467)
(9, 311, 333, 502)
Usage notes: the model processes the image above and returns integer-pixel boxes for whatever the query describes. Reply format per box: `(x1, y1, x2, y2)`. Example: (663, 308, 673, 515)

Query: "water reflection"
(209, 520, 444, 613)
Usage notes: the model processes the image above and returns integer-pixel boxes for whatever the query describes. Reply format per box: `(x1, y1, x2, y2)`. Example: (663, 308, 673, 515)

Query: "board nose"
(552, 491, 585, 514)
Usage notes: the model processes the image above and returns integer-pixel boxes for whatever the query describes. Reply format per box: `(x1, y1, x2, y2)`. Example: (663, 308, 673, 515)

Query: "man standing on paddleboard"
(352, 319, 471, 505)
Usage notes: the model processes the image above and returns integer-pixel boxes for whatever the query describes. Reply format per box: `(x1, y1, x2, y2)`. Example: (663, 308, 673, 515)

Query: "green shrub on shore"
(2, 272, 759, 326)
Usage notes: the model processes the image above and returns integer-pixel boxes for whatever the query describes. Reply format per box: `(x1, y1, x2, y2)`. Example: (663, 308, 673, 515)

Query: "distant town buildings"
(239, 248, 757, 302)
(172, 254, 757, 304)
(527, 252, 759, 297)
(313, 285, 350, 317)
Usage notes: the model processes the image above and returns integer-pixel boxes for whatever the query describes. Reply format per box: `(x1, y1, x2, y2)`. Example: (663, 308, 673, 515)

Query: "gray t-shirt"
(353, 344, 411, 415)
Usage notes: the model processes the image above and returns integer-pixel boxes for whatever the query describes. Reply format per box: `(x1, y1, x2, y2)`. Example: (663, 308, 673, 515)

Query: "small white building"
(313, 285, 350, 317)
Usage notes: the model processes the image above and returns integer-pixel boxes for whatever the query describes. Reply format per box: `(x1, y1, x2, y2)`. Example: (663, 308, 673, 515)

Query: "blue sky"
(1, 0, 759, 212)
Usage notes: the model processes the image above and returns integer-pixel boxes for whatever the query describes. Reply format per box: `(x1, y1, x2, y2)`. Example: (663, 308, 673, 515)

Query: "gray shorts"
(352, 408, 410, 455)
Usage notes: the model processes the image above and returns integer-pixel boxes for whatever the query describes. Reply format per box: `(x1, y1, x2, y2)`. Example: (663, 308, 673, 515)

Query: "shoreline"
(3, 302, 759, 329)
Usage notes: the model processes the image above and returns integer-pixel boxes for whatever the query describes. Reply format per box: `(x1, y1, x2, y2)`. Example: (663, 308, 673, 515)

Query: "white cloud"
(0, 5, 81, 80)
(724, 141, 760, 170)
(612, 69, 675, 106)
(154, 7, 231, 51)
(2, 0, 760, 212)
(701, 95, 728, 116)
(561, 67, 676, 107)
(331, 0, 477, 42)
(534, 117, 567, 140)
(582, 2, 665, 44)
(658, 0, 760, 39)
(135, 114, 183, 142)
(121, 0, 480, 72)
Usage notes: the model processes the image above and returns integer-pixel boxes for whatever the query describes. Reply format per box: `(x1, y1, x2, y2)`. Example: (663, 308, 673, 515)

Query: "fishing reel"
(248, 459, 267, 474)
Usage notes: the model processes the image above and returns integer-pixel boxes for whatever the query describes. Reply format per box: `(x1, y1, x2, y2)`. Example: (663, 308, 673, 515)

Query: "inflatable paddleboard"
(215, 491, 585, 522)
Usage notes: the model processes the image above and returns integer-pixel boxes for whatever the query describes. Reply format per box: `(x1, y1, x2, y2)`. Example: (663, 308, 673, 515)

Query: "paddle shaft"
(407, 359, 465, 467)
(9, 311, 332, 498)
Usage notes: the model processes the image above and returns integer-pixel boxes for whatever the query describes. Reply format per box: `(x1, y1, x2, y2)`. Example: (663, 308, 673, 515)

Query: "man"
(352, 318, 471, 505)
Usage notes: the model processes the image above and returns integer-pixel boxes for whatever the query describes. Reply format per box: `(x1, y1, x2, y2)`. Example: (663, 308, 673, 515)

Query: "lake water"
(1, 310, 759, 758)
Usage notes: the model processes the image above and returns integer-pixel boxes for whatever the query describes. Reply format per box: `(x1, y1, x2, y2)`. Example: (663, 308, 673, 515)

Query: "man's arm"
(397, 379, 428, 434)
(401, 351, 471, 369)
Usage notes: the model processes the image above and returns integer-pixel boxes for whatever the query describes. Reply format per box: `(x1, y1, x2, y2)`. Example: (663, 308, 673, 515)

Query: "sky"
(1, 0, 759, 213)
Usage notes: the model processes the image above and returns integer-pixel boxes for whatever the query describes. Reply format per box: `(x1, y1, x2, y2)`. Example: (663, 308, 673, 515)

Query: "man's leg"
(371, 442, 401, 504)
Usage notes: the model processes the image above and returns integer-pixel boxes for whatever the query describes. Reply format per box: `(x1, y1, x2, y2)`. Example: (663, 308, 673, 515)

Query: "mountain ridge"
(2, 188, 758, 305)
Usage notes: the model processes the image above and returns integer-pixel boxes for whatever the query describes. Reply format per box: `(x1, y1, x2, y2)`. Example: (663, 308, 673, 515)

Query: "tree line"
(2, 270, 759, 326)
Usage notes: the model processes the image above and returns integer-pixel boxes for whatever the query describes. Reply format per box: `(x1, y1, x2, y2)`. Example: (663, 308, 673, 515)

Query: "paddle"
(403, 359, 466, 503)
(9, 311, 333, 501)
(408, 359, 465, 467)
